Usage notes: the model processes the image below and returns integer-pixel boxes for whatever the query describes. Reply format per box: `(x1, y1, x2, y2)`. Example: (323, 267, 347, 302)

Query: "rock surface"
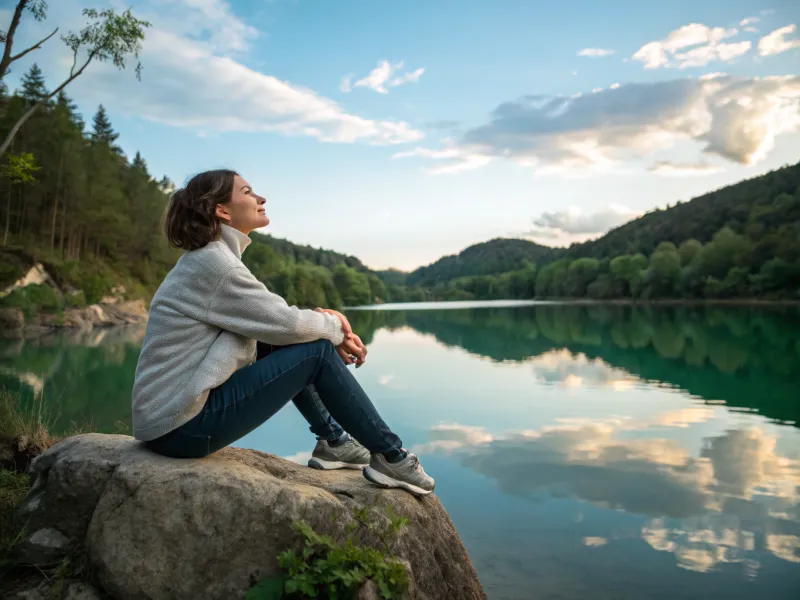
(0, 307, 25, 332)
(19, 434, 486, 600)
(16, 527, 71, 564)
(3, 300, 149, 339)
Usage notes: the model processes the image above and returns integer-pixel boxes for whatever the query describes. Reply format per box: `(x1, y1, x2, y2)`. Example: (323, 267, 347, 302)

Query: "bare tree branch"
(9, 27, 58, 62)
(0, 0, 28, 81)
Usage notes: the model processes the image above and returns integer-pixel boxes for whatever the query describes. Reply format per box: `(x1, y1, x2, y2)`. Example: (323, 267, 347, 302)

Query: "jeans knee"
(309, 338, 336, 357)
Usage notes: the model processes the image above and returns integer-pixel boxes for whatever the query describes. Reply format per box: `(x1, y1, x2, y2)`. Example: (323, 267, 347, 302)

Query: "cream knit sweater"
(131, 225, 345, 441)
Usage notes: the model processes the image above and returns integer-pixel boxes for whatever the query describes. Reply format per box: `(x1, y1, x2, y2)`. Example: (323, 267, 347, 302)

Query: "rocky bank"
(0, 300, 148, 339)
(11, 434, 486, 600)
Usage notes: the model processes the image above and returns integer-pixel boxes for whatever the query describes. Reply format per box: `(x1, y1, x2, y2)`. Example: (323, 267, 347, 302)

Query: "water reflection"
(0, 325, 145, 433)
(412, 401, 800, 576)
(350, 304, 800, 424)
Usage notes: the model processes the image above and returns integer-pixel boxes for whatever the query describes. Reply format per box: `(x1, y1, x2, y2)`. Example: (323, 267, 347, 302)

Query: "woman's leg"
(146, 339, 403, 459)
(257, 342, 346, 443)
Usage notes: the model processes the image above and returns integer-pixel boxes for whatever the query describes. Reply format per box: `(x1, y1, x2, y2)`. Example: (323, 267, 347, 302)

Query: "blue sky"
(4, 0, 800, 270)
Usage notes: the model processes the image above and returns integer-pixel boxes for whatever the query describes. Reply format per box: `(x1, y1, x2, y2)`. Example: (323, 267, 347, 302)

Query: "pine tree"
(57, 91, 84, 131)
(91, 105, 119, 145)
(131, 151, 147, 173)
(20, 63, 48, 104)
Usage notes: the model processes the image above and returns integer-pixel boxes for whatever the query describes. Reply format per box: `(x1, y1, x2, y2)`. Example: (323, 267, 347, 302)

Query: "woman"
(132, 169, 434, 496)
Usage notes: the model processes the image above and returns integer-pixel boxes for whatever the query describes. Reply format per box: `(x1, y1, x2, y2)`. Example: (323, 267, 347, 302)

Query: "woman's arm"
(206, 266, 346, 346)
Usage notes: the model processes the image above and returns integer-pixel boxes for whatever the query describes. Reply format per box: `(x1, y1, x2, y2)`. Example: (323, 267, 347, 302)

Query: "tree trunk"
(51, 149, 65, 251)
(16, 187, 23, 237)
(2, 183, 11, 246)
(59, 198, 66, 256)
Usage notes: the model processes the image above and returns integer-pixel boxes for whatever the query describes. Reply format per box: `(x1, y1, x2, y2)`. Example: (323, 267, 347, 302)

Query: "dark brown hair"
(164, 169, 238, 251)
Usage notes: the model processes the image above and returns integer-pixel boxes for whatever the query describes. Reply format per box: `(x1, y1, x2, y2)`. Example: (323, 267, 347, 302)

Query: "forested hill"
(567, 162, 800, 260)
(401, 238, 558, 287)
(412, 161, 800, 301)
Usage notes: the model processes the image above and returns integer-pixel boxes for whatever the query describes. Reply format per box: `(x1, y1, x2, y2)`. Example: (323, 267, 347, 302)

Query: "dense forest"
(395, 163, 800, 302)
(1, 63, 799, 314)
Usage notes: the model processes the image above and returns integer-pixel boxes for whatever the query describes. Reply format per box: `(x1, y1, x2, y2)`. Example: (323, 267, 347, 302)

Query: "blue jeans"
(146, 340, 404, 460)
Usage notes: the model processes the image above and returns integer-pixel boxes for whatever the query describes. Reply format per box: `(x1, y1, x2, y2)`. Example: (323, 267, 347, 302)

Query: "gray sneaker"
(307, 437, 370, 470)
(363, 452, 435, 496)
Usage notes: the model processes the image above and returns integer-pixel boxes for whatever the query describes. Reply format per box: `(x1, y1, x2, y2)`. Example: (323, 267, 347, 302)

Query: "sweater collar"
(219, 224, 252, 259)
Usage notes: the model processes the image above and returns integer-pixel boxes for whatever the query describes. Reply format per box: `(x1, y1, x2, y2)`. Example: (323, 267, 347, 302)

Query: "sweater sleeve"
(205, 265, 346, 346)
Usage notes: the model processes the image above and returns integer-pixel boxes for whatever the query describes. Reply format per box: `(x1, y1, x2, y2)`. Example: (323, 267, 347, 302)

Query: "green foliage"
(333, 265, 372, 307)
(643, 242, 681, 298)
(248, 506, 409, 599)
(0, 283, 60, 317)
(62, 8, 151, 80)
(0, 152, 39, 184)
(406, 238, 557, 287)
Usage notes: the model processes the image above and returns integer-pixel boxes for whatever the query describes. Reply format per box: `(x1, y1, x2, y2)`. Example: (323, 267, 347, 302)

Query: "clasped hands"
(314, 308, 367, 368)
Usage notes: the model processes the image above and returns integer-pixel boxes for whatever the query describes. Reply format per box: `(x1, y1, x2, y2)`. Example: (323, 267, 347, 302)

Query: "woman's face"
(215, 175, 268, 234)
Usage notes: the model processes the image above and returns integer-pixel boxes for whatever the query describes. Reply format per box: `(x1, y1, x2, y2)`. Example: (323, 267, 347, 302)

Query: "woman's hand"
(336, 333, 368, 368)
(315, 307, 352, 336)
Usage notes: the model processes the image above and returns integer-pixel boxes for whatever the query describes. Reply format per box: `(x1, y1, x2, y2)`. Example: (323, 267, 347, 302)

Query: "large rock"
(0, 307, 25, 332)
(20, 434, 485, 600)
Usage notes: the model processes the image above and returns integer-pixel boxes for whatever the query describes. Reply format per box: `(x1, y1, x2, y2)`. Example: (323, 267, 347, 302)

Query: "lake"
(2, 302, 800, 599)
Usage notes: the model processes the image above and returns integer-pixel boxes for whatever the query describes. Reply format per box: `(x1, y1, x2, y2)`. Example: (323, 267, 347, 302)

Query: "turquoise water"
(3, 303, 800, 599)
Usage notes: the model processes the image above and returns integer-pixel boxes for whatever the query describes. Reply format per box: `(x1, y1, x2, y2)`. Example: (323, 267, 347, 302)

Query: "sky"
(3, 0, 800, 271)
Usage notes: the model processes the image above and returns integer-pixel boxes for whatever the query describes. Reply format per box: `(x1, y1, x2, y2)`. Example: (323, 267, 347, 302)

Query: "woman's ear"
(215, 203, 231, 223)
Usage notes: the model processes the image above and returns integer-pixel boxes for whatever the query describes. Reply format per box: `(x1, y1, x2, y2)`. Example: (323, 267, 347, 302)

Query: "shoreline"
(349, 298, 800, 311)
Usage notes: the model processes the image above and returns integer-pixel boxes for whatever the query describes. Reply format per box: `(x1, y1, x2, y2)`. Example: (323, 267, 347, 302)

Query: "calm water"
(3, 303, 800, 599)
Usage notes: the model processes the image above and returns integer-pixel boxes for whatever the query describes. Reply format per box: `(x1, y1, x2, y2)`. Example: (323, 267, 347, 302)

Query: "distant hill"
(384, 162, 800, 301)
(401, 238, 559, 287)
(251, 232, 371, 273)
(567, 162, 800, 260)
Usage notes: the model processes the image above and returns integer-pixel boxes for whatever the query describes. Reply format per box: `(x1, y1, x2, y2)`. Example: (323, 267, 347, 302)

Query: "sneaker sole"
(363, 466, 434, 497)
(308, 457, 367, 471)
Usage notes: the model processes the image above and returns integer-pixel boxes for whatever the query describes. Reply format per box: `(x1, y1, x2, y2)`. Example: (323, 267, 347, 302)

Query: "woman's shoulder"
(181, 240, 242, 271)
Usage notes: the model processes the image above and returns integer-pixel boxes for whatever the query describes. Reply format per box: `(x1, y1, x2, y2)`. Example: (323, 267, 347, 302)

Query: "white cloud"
(758, 24, 800, 56)
(740, 17, 759, 27)
(392, 145, 491, 174)
(648, 161, 722, 177)
(578, 48, 615, 58)
(610, 82, 620, 89)
(282, 451, 312, 464)
(344, 60, 425, 94)
(395, 76, 800, 174)
(526, 205, 641, 239)
(28, 1, 424, 146)
(339, 74, 353, 93)
(633, 23, 751, 69)
(390, 67, 425, 87)
(141, 0, 259, 55)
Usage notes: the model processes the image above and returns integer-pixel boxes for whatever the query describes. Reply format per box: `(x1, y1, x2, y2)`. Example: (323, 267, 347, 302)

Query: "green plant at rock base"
(245, 505, 409, 599)
(0, 387, 56, 452)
